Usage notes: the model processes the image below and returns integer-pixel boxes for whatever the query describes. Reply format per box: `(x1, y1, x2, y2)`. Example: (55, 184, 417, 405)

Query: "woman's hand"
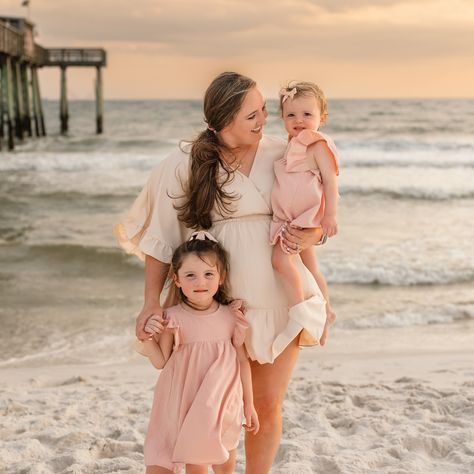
(281, 224, 324, 254)
(136, 302, 163, 340)
(243, 404, 260, 435)
(144, 314, 168, 336)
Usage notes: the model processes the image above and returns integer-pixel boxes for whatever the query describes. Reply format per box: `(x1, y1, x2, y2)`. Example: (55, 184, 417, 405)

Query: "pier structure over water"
(0, 16, 106, 151)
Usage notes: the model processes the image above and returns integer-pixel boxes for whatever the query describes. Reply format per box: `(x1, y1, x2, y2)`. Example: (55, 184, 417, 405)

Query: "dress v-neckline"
(233, 140, 263, 179)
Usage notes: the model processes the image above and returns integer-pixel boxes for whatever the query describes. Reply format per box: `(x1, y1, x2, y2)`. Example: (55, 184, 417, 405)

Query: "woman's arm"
(236, 345, 260, 434)
(135, 255, 170, 340)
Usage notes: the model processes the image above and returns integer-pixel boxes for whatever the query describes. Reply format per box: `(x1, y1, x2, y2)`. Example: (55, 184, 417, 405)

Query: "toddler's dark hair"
(169, 236, 232, 305)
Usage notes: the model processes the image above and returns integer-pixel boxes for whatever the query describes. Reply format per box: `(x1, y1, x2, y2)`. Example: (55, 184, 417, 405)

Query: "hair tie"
(189, 230, 218, 243)
(279, 87, 297, 103)
(204, 117, 217, 134)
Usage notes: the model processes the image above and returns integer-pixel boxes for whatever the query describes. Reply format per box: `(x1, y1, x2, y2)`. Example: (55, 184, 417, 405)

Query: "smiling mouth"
(251, 126, 262, 133)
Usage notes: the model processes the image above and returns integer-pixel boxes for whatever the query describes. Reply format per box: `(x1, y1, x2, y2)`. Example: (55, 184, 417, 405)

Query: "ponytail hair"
(175, 72, 256, 229)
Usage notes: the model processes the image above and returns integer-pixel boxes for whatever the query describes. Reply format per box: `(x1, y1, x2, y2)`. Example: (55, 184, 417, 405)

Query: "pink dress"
(270, 129, 340, 244)
(142, 302, 248, 473)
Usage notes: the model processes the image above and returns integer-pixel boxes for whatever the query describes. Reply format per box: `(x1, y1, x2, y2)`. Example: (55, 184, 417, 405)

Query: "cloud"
(19, 0, 472, 63)
(4, 0, 473, 98)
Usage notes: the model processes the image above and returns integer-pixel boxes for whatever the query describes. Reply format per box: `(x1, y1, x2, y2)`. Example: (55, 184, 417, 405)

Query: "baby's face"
(282, 95, 323, 138)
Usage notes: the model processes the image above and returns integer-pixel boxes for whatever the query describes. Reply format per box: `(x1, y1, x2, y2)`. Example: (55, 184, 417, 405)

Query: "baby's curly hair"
(279, 81, 328, 122)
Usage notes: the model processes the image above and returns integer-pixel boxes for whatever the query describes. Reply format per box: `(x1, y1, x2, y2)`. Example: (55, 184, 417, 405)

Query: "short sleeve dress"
(270, 130, 340, 244)
(140, 302, 248, 472)
(115, 135, 327, 363)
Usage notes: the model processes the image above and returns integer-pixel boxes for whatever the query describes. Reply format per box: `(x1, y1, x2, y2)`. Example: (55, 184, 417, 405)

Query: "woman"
(115, 72, 331, 473)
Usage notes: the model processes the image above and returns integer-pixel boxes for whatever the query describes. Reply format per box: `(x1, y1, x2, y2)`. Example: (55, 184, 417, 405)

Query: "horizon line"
(42, 97, 474, 101)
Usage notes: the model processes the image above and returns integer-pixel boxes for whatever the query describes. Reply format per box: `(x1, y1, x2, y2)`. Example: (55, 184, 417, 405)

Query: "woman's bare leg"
(186, 464, 208, 474)
(146, 466, 173, 474)
(245, 337, 300, 474)
(272, 244, 304, 307)
(212, 449, 236, 473)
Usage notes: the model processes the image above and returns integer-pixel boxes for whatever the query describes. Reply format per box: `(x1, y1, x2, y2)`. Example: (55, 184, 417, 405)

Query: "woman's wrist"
(142, 298, 162, 312)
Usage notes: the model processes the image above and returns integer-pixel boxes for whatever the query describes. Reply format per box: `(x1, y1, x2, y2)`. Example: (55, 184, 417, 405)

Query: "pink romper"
(270, 129, 340, 244)
(142, 302, 248, 473)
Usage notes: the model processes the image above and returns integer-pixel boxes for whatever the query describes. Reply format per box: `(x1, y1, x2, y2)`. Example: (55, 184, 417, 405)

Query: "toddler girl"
(138, 231, 259, 474)
(270, 81, 339, 345)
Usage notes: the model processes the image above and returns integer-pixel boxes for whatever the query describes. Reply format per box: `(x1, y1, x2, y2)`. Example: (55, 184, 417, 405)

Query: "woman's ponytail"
(175, 72, 256, 230)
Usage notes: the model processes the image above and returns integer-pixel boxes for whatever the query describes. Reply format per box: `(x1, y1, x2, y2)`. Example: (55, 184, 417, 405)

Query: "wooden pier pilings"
(0, 16, 106, 151)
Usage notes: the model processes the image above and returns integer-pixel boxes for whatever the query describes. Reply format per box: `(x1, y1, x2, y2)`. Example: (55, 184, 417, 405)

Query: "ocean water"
(0, 99, 473, 367)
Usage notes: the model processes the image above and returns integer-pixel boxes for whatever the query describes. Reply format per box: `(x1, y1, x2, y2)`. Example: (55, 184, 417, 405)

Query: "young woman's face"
(219, 87, 268, 148)
(282, 95, 323, 137)
(174, 253, 223, 307)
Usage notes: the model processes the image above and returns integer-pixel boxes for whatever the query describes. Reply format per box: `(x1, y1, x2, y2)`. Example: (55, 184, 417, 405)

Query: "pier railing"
(0, 21, 23, 57)
(33, 44, 47, 65)
(43, 48, 106, 67)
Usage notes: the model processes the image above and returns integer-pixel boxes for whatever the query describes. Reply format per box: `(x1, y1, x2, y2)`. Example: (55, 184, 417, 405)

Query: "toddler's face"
(282, 95, 323, 138)
(174, 253, 222, 306)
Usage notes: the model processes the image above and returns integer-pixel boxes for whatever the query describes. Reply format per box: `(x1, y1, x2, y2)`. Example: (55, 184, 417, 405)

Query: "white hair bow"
(279, 87, 297, 103)
(189, 231, 218, 243)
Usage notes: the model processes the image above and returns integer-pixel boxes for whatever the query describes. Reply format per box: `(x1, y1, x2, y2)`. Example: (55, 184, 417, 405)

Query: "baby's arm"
(236, 345, 260, 434)
(141, 316, 174, 369)
(312, 141, 339, 237)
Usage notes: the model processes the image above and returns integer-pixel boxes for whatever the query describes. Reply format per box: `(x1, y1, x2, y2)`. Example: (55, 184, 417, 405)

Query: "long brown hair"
(175, 72, 256, 229)
(168, 236, 233, 305)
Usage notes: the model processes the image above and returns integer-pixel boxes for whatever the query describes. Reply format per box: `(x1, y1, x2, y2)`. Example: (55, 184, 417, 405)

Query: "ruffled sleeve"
(286, 129, 340, 175)
(113, 150, 190, 263)
(166, 312, 181, 351)
(229, 300, 249, 347)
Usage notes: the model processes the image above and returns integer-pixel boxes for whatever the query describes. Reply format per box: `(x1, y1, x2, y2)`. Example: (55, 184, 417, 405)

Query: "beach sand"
(1, 323, 473, 474)
(2, 98, 473, 473)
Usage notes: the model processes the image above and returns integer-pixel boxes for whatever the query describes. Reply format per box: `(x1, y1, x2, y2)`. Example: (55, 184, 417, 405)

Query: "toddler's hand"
(243, 405, 260, 435)
(136, 303, 163, 340)
(144, 314, 168, 336)
(321, 215, 338, 238)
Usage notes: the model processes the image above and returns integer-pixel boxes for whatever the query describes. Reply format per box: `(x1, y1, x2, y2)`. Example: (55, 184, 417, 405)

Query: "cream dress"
(115, 135, 327, 364)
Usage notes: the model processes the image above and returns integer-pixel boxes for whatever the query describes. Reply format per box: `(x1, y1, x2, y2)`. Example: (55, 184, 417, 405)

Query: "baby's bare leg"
(272, 243, 304, 307)
(299, 246, 318, 280)
(300, 247, 336, 346)
(212, 449, 236, 473)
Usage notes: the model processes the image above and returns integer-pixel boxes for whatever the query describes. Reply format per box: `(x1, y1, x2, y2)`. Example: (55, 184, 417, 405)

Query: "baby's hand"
(321, 215, 338, 238)
(144, 314, 168, 336)
(243, 404, 260, 435)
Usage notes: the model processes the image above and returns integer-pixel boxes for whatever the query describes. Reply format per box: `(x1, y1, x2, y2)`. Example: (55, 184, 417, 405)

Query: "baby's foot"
(320, 306, 336, 346)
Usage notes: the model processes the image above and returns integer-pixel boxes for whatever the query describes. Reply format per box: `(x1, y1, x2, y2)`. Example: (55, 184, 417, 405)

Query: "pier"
(0, 16, 106, 151)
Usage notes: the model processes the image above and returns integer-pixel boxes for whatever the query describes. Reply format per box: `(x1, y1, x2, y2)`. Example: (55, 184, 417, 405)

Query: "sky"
(2, 0, 474, 99)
